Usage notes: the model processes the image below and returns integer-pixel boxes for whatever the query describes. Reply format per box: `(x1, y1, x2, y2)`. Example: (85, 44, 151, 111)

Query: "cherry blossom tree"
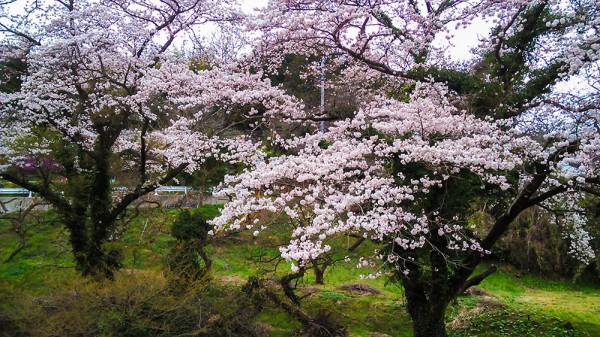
(0, 0, 299, 279)
(212, 1, 600, 336)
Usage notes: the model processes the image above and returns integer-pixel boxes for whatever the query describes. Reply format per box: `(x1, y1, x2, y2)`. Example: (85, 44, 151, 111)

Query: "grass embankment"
(1, 207, 599, 336)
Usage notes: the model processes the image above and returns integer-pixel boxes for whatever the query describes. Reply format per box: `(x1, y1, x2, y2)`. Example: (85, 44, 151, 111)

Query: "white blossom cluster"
(212, 0, 600, 273)
(0, 0, 301, 187)
(212, 81, 553, 268)
(1, 0, 598, 276)
(543, 194, 596, 264)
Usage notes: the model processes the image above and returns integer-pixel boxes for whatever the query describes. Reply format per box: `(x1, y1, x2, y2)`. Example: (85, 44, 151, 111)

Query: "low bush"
(0, 272, 267, 337)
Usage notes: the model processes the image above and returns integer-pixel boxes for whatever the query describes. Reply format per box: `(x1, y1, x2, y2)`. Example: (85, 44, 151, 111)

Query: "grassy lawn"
(477, 268, 600, 336)
(1, 207, 599, 337)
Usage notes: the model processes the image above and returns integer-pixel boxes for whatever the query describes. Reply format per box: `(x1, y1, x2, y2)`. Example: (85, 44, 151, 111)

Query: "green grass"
(1, 208, 599, 337)
(476, 267, 600, 336)
(206, 223, 599, 336)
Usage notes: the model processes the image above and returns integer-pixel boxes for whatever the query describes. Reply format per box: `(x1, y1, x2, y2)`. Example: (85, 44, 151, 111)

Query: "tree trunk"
(79, 128, 117, 280)
(312, 260, 325, 285)
(407, 299, 448, 337)
(84, 236, 115, 280)
(281, 269, 305, 306)
(197, 246, 212, 276)
(403, 271, 450, 337)
(65, 213, 90, 272)
(65, 214, 115, 280)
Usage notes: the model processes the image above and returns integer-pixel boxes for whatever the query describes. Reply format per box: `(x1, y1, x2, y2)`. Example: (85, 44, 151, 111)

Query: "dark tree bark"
(313, 262, 325, 285)
(311, 255, 332, 285)
(197, 246, 212, 274)
(398, 232, 454, 337)
(407, 300, 448, 337)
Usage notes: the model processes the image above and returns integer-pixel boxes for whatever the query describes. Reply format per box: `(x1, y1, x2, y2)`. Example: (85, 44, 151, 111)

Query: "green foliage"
(318, 290, 346, 301)
(405, 67, 481, 97)
(469, 196, 600, 282)
(472, 4, 566, 119)
(171, 209, 212, 242)
(103, 242, 125, 271)
(166, 208, 218, 293)
(581, 197, 600, 279)
(176, 158, 231, 192)
(0, 56, 26, 94)
(267, 54, 321, 107)
(318, 138, 331, 149)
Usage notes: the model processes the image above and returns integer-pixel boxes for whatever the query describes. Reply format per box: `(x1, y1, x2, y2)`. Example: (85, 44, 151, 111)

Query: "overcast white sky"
(241, 0, 268, 13)
(240, 0, 484, 62)
(2, 0, 588, 91)
(1, 0, 482, 62)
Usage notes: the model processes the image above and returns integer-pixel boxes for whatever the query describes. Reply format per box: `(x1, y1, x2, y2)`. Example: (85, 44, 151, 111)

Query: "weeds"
(0, 271, 270, 337)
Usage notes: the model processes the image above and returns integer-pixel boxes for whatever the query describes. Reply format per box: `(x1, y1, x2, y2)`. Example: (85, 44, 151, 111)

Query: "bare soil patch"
(339, 283, 381, 295)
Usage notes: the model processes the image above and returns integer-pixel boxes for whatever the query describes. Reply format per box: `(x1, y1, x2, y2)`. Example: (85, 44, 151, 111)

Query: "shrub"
(166, 209, 213, 294)
(0, 272, 267, 337)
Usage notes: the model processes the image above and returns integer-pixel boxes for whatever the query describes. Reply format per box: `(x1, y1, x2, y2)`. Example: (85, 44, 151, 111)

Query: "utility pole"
(320, 56, 326, 133)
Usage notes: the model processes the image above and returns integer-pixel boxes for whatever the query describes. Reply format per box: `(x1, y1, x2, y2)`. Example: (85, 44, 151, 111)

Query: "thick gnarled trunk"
(403, 279, 450, 337)
(407, 300, 448, 337)
(64, 213, 117, 280)
(62, 131, 119, 279)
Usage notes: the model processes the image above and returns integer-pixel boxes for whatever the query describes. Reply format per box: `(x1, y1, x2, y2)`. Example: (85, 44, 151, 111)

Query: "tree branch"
(459, 264, 497, 294)
(0, 173, 71, 213)
(107, 163, 188, 223)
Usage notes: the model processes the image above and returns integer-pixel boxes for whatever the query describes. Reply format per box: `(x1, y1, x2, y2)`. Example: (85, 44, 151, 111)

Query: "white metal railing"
(0, 186, 192, 197)
(153, 186, 191, 194)
(114, 186, 193, 194)
(0, 188, 32, 197)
